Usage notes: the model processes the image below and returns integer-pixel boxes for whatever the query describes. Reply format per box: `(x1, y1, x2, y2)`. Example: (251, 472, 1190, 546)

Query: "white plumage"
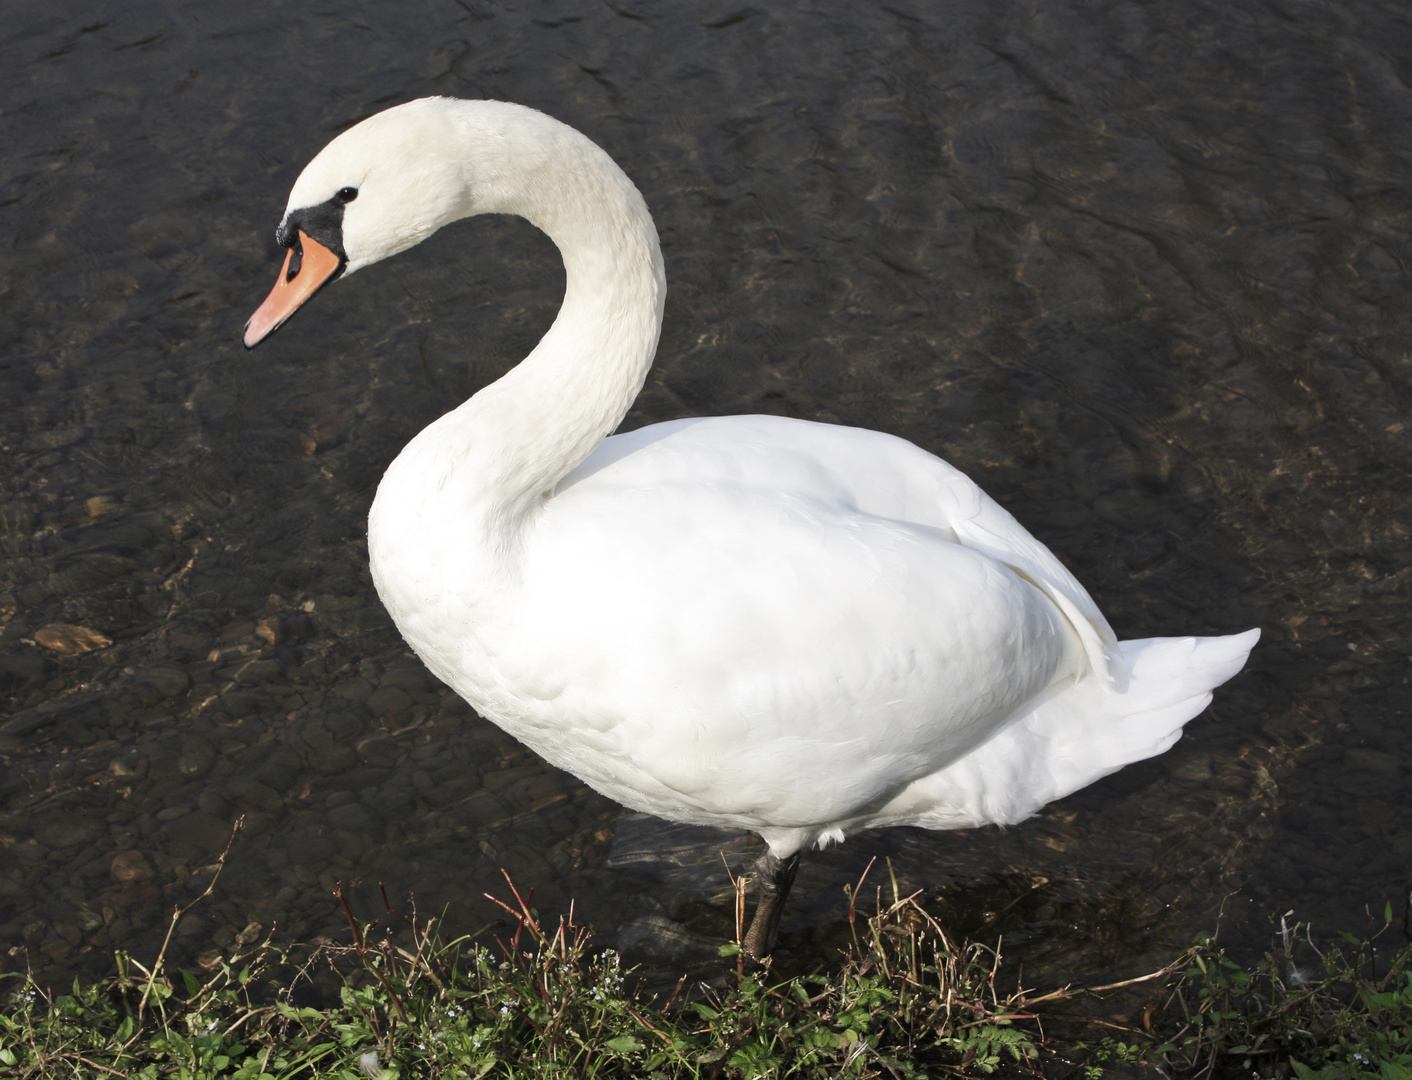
(246, 97, 1258, 953)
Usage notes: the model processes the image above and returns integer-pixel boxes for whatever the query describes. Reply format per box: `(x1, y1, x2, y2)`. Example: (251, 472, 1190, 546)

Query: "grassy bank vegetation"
(2, 859, 1409, 1079)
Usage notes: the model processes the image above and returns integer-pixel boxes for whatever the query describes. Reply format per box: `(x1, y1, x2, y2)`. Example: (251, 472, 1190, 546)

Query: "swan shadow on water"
(242, 98, 1259, 961)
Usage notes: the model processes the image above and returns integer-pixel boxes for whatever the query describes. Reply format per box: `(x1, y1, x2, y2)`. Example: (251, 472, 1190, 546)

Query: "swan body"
(245, 97, 1258, 946)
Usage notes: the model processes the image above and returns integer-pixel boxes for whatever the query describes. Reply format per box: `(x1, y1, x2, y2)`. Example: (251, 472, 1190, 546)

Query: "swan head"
(244, 97, 656, 349)
(243, 98, 496, 348)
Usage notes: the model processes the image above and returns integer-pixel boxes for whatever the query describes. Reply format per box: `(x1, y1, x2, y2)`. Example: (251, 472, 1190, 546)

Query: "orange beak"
(243, 230, 344, 348)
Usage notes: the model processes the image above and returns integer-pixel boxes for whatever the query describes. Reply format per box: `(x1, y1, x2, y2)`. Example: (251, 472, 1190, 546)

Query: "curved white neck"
(372, 103, 665, 559)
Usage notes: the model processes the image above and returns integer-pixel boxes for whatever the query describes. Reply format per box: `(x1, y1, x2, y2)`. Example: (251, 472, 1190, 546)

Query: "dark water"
(3, 0, 1410, 995)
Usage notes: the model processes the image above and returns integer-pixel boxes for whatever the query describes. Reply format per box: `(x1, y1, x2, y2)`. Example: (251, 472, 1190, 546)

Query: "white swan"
(244, 98, 1259, 958)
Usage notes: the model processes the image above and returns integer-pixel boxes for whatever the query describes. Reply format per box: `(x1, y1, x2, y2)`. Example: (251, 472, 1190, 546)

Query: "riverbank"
(3, 865, 1407, 1079)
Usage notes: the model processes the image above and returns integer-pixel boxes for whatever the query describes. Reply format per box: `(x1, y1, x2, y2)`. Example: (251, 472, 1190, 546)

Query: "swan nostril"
(284, 233, 305, 282)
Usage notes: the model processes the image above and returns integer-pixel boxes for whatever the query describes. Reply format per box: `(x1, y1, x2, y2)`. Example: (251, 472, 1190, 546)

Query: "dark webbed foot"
(742, 851, 800, 960)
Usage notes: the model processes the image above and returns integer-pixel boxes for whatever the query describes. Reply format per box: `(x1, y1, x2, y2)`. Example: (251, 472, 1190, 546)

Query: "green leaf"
(605, 1036, 643, 1053)
(717, 943, 741, 957)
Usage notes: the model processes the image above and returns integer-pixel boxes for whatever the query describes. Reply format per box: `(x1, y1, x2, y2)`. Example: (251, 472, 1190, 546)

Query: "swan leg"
(742, 850, 800, 960)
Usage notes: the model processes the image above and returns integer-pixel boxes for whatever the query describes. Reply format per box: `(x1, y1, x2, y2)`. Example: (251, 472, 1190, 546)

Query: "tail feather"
(1080, 627, 1262, 769)
(869, 627, 1260, 833)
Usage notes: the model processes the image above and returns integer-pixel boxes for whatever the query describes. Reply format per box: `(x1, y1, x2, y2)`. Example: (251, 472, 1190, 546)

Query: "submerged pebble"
(109, 851, 154, 883)
(33, 623, 112, 655)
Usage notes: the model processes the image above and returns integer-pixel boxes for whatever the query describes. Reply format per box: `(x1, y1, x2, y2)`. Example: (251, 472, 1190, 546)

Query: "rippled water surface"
(3, 0, 1411, 993)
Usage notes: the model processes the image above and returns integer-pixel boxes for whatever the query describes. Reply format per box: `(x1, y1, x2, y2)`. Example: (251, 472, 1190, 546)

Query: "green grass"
(2, 857, 1409, 1079)
(1134, 904, 1412, 1079)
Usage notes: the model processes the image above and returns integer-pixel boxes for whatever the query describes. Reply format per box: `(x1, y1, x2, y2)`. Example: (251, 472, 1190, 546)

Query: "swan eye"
(335, 187, 359, 205)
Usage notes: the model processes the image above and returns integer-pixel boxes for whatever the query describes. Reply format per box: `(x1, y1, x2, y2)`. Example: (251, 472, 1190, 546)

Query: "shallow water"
(2, 0, 1410, 994)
